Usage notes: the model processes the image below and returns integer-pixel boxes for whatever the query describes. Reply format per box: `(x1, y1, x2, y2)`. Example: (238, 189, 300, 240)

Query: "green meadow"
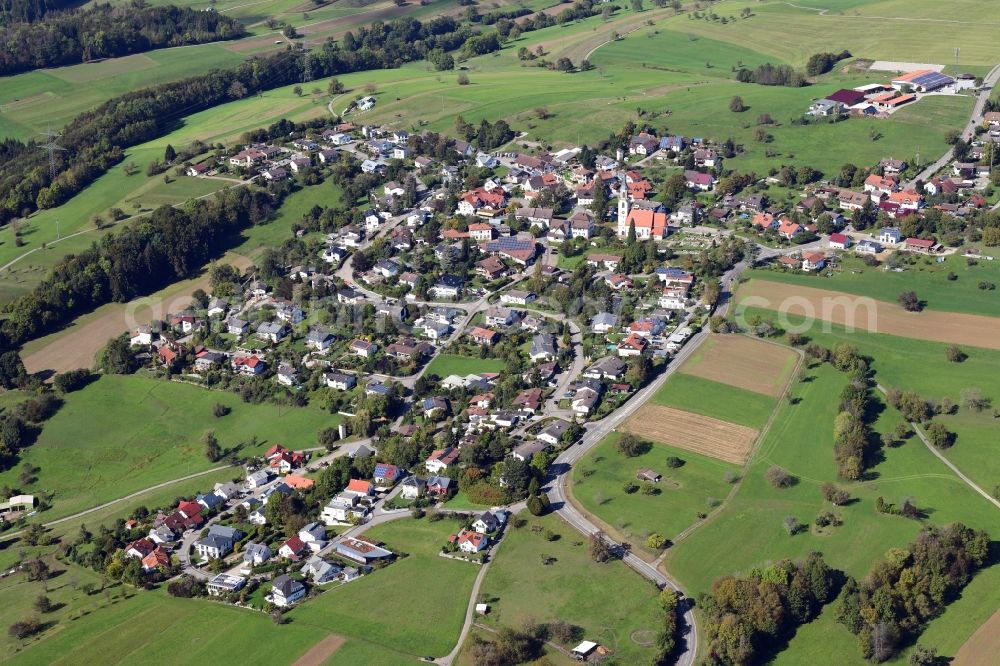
(664, 362, 1000, 664)
(649, 372, 777, 430)
(8, 583, 328, 665)
(475, 513, 665, 664)
(424, 353, 506, 378)
(748, 254, 1000, 318)
(741, 305, 1000, 497)
(290, 516, 479, 657)
(0, 375, 340, 521)
(571, 432, 738, 555)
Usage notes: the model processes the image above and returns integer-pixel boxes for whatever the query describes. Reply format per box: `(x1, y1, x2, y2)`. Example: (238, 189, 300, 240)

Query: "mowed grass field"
(8, 583, 328, 665)
(663, 361, 1000, 664)
(649, 372, 777, 430)
(749, 254, 1000, 318)
(0, 375, 340, 521)
(570, 432, 738, 555)
(290, 516, 479, 658)
(474, 513, 665, 664)
(424, 353, 505, 378)
(742, 305, 1000, 498)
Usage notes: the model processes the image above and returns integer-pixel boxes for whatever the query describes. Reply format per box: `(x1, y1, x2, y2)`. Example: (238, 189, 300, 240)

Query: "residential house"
(538, 419, 571, 446)
(207, 573, 246, 596)
(373, 463, 401, 486)
(426, 475, 453, 496)
(469, 326, 500, 346)
(591, 312, 618, 334)
(425, 447, 459, 474)
(194, 525, 242, 560)
(511, 440, 549, 463)
(302, 555, 341, 584)
(584, 356, 626, 381)
(802, 252, 827, 271)
(529, 332, 557, 362)
(256, 321, 289, 344)
(618, 333, 648, 357)
(242, 543, 273, 567)
(335, 536, 394, 565)
(451, 529, 489, 554)
(430, 274, 463, 299)
(423, 396, 450, 418)
(878, 227, 902, 245)
(829, 232, 850, 250)
(279, 535, 309, 560)
(350, 339, 378, 358)
(270, 574, 306, 607)
(401, 476, 426, 499)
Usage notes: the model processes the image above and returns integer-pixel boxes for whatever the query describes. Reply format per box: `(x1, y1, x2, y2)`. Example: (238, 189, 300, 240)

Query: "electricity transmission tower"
(38, 125, 66, 180)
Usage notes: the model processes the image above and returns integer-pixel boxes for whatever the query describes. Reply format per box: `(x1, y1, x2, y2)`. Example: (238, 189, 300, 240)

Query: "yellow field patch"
(292, 634, 346, 666)
(623, 405, 758, 465)
(679, 334, 797, 397)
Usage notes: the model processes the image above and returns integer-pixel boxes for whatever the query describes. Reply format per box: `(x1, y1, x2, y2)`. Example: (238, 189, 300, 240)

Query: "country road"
(906, 63, 1000, 188)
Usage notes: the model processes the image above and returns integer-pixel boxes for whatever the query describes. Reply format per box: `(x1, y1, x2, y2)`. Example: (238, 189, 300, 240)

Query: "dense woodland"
(0, 187, 279, 346)
(0, 0, 77, 23)
(701, 553, 835, 666)
(0, 4, 245, 74)
(0, 15, 485, 222)
(836, 523, 991, 662)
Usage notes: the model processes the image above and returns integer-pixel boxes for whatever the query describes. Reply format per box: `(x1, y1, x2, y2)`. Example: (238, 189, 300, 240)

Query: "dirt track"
(292, 635, 346, 666)
(680, 334, 796, 397)
(624, 405, 758, 465)
(740, 280, 1000, 350)
(953, 609, 1000, 666)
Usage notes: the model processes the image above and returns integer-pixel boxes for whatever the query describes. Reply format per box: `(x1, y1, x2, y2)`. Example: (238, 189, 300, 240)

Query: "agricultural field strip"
(739, 279, 1000, 350)
(624, 405, 758, 465)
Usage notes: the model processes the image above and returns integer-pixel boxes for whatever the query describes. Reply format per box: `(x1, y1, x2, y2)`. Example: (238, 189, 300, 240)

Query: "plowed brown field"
(623, 405, 759, 465)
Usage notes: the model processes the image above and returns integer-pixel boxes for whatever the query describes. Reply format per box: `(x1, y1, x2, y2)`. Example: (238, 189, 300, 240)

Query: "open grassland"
(570, 432, 738, 554)
(424, 353, 506, 378)
(290, 516, 479, 658)
(18, 251, 253, 374)
(11, 179, 343, 372)
(0, 0, 985, 301)
(474, 513, 664, 664)
(742, 304, 1000, 502)
(649, 372, 776, 430)
(952, 609, 1000, 666)
(750, 254, 1000, 318)
(664, 361, 1000, 664)
(739, 278, 1000, 350)
(8, 584, 327, 665)
(671, 0, 1000, 68)
(623, 404, 759, 465)
(678, 333, 798, 397)
(0, 375, 339, 521)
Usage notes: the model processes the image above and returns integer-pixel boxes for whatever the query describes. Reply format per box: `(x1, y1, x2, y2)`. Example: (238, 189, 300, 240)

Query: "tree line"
(1, 187, 279, 347)
(0, 4, 245, 75)
(0, 0, 76, 23)
(0, 15, 480, 223)
(735, 62, 807, 87)
(836, 523, 990, 662)
(702, 553, 835, 665)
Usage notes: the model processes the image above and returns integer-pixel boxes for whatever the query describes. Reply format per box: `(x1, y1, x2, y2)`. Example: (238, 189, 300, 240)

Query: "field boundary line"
(657, 336, 804, 558)
(875, 383, 1000, 511)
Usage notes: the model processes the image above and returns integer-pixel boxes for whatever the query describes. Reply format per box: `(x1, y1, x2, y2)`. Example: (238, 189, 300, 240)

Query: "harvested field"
(292, 634, 346, 666)
(679, 334, 797, 397)
(22, 253, 251, 374)
(953, 609, 1000, 666)
(739, 279, 1000, 350)
(623, 405, 759, 465)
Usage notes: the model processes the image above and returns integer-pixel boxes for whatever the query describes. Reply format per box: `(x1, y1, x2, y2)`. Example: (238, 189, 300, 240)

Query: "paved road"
(542, 257, 747, 666)
(906, 64, 1000, 188)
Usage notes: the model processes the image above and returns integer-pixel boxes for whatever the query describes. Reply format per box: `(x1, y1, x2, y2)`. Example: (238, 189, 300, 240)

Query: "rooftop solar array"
(911, 72, 953, 89)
